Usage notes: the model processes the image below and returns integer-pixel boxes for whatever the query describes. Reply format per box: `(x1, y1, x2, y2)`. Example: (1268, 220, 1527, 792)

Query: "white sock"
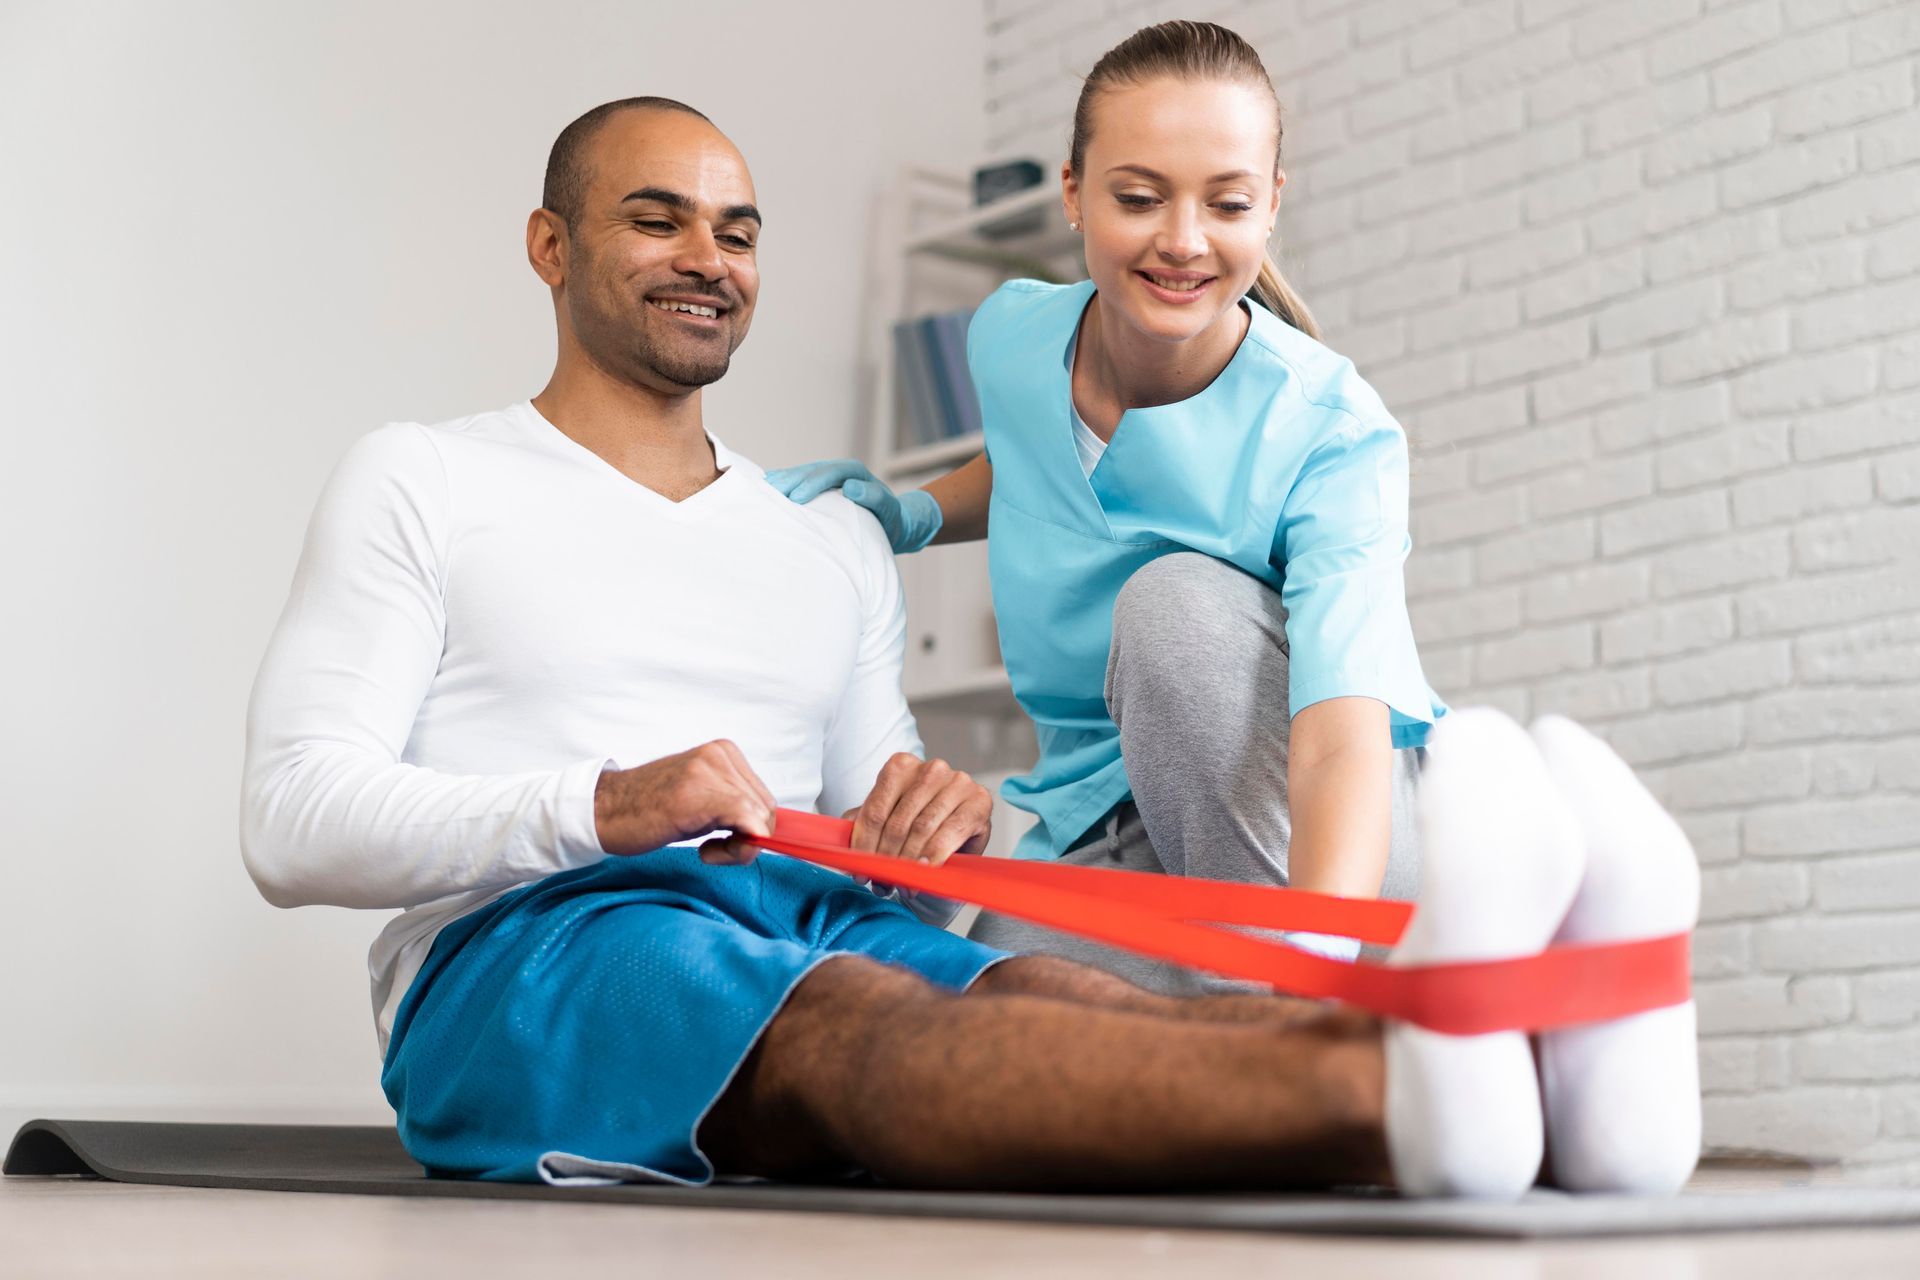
(1530, 714, 1702, 1195)
(1385, 707, 1586, 1200)
(1282, 930, 1362, 962)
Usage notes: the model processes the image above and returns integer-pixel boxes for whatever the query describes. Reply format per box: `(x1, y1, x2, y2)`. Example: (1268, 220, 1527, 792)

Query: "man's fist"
(848, 752, 992, 865)
(593, 740, 778, 857)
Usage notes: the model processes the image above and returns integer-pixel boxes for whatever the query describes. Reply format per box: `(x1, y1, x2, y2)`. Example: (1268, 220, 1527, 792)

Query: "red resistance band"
(743, 808, 1691, 1037)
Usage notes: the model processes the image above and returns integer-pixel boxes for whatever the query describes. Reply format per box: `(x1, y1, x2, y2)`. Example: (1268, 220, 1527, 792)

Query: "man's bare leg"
(697, 954, 1388, 1191)
(968, 952, 1328, 1026)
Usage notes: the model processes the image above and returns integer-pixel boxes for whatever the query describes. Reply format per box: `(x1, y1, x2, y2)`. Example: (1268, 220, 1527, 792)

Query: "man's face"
(563, 111, 761, 391)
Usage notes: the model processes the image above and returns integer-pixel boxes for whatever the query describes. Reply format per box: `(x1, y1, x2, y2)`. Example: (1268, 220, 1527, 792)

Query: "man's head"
(529, 98, 760, 393)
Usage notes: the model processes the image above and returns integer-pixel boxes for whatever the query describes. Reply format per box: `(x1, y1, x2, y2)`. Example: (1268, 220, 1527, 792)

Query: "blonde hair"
(1069, 20, 1319, 340)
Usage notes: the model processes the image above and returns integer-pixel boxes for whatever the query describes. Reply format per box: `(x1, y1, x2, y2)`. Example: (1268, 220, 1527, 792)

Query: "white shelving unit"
(861, 165, 1084, 717)
(867, 169, 1083, 479)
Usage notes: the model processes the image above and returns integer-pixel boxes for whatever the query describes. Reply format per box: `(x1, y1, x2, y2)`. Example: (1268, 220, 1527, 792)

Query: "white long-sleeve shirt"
(241, 401, 940, 1058)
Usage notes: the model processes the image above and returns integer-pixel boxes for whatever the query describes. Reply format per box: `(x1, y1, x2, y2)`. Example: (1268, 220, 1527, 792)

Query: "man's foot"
(1385, 707, 1586, 1199)
(1531, 715, 1702, 1194)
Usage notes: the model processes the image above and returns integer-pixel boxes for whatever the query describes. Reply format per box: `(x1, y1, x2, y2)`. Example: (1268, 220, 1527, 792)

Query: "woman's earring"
(1069, 220, 1081, 231)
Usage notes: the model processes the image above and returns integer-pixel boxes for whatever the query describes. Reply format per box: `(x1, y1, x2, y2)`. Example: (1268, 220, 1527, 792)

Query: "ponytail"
(1251, 251, 1318, 340)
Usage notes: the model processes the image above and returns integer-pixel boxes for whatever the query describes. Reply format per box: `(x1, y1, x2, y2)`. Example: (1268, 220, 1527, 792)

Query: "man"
(242, 97, 1697, 1199)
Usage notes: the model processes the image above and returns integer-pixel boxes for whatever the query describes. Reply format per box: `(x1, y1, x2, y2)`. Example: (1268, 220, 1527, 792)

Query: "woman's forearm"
(923, 451, 993, 544)
(1285, 698, 1393, 898)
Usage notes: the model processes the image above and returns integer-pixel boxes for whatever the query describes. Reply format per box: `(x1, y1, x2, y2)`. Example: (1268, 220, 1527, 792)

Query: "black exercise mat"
(10, 1118, 1920, 1239)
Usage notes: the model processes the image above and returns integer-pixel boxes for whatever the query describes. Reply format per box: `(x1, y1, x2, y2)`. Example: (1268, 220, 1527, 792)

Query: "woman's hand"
(762, 459, 944, 554)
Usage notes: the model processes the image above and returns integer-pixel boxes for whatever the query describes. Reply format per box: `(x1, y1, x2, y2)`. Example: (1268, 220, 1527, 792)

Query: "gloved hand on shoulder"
(763, 458, 943, 554)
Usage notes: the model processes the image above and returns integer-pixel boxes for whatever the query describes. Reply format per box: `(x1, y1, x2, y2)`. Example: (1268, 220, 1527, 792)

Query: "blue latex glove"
(762, 458, 944, 554)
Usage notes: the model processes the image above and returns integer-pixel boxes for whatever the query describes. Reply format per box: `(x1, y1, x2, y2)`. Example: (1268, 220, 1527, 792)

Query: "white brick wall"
(983, 0, 1920, 1181)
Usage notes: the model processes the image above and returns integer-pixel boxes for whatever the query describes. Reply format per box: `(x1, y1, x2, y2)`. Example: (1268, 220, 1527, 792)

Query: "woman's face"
(1064, 77, 1283, 346)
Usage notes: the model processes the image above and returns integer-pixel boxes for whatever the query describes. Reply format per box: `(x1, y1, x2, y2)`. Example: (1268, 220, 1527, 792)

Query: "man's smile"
(646, 291, 730, 330)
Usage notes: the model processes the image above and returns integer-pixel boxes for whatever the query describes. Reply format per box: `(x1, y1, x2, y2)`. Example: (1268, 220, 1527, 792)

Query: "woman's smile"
(1136, 269, 1216, 304)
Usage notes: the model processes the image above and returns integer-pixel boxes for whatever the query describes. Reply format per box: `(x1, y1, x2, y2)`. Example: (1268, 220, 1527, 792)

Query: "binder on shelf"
(896, 539, 1001, 705)
(935, 310, 982, 440)
(892, 319, 944, 449)
(918, 317, 961, 444)
(892, 305, 984, 453)
(895, 548, 952, 697)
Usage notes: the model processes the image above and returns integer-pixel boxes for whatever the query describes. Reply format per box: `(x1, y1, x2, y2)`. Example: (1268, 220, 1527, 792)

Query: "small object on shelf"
(973, 159, 1047, 240)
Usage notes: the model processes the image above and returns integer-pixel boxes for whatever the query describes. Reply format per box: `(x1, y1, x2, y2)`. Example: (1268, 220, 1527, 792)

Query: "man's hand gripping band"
(741, 807, 1691, 1037)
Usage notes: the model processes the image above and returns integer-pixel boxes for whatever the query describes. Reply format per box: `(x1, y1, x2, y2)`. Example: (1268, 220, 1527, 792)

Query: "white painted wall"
(984, 0, 1920, 1181)
(0, 0, 984, 1137)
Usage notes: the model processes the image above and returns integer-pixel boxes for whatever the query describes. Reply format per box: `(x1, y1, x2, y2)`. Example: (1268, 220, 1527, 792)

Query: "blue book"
(918, 315, 960, 440)
(893, 318, 943, 448)
(936, 309, 982, 439)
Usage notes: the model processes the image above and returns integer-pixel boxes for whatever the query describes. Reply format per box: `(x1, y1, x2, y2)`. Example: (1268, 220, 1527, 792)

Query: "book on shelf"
(935, 309, 981, 441)
(891, 319, 944, 448)
(892, 304, 983, 451)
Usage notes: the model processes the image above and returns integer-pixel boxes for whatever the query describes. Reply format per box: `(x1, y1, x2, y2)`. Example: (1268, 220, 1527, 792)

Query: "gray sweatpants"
(966, 552, 1424, 994)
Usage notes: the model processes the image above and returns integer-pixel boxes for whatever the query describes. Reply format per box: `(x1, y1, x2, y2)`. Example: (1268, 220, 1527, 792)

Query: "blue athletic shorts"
(379, 847, 1013, 1185)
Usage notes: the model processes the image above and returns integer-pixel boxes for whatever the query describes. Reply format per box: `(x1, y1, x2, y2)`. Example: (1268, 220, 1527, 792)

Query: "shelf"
(904, 182, 1082, 278)
(906, 666, 1017, 716)
(865, 168, 1037, 734)
(880, 433, 984, 478)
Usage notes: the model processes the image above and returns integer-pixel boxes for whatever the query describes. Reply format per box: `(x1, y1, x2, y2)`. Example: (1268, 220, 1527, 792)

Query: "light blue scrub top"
(971, 278, 1448, 860)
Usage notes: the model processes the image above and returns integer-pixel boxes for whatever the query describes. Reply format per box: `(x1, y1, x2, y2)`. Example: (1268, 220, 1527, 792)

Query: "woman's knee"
(1108, 553, 1289, 710)
(1114, 553, 1224, 637)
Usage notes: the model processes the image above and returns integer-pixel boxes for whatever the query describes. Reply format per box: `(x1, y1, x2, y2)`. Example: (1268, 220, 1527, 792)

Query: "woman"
(769, 21, 1447, 982)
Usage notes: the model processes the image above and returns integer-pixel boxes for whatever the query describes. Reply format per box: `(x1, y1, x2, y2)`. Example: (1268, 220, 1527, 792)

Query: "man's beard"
(632, 325, 732, 387)
(572, 260, 739, 389)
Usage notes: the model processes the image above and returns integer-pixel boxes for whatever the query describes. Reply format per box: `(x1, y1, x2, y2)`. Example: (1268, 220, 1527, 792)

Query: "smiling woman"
(1061, 76, 1290, 439)
(762, 17, 1445, 975)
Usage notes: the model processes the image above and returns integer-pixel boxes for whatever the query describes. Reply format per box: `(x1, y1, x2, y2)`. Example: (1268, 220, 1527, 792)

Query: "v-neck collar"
(512, 400, 741, 517)
(1059, 283, 1258, 520)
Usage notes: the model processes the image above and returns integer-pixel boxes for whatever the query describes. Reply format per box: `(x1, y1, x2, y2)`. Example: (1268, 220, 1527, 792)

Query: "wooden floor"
(7, 1163, 1920, 1278)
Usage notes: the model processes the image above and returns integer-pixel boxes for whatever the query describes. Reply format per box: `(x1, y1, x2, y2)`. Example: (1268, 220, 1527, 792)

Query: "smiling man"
(241, 97, 1412, 1194)
(536, 100, 760, 414)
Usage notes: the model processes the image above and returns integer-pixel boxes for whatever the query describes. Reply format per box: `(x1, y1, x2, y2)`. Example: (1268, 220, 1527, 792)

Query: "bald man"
(243, 96, 1405, 1193)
